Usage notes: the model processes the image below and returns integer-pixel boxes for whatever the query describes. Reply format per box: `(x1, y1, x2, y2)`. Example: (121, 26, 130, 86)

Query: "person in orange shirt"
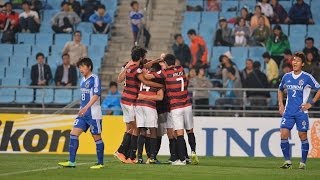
(250, 5, 270, 31)
(187, 29, 208, 70)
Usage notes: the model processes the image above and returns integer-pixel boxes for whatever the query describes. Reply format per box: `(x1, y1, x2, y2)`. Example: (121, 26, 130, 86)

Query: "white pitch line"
(0, 162, 91, 177)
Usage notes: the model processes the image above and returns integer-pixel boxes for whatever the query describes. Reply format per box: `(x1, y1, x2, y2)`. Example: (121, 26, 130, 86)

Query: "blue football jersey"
(80, 74, 102, 119)
(279, 71, 320, 115)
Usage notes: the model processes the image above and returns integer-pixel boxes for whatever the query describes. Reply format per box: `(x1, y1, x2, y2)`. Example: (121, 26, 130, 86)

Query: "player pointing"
(278, 52, 320, 169)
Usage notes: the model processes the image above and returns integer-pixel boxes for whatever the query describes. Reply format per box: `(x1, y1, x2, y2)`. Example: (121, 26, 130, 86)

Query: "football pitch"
(0, 154, 319, 180)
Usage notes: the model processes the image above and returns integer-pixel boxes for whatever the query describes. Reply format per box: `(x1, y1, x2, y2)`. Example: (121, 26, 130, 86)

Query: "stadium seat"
(279, 1, 292, 12)
(199, 23, 215, 45)
(90, 34, 108, 46)
(50, 44, 64, 57)
(47, 55, 60, 76)
(54, 34, 72, 46)
(209, 91, 221, 107)
(186, 0, 204, 8)
(32, 45, 50, 57)
(307, 25, 320, 39)
(34, 88, 54, 104)
(289, 36, 304, 52)
(73, 89, 80, 101)
(88, 45, 105, 58)
(231, 47, 249, 70)
(221, 1, 239, 12)
(23, 67, 31, 78)
(76, 22, 93, 34)
(15, 88, 34, 104)
(81, 33, 91, 46)
(17, 33, 35, 44)
(219, 12, 237, 20)
(0, 44, 13, 56)
(289, 25, 307, 37)
(54, 89, 73, 104)
(0, 88, 15, 103)
(9, 55, 28, 68)
(0, 67, 5, 78)
(13, 44, 32, 56)
(239, 0, 256, 12)
(36, 33, 54, 45)
(1, 78, 20, 86)
(268, 91, 278, 107)
(201, 12, 219, 25)
(20, 77, 31, 86)
(0, 55, 10, 66)
(184, 12, 201, 23)
(5, 66, 23, 78)
(47, 1, 64, 10)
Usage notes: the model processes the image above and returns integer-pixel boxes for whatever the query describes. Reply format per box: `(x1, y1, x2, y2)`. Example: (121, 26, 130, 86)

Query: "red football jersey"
(120, 64, 142, 105)
(136, 81, 161, 109)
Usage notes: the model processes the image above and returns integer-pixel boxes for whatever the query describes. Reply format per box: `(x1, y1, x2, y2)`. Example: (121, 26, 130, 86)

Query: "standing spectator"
(250, 5, 270, 31)
(282, 49, 293, 69)
(0, 2, 19, 32)
(187, 29, 208, 70)
(262, 52, 279, 84)
(303, 37, 319, 62)
(206, 0, 221, 12)
(214, 17, 233, 46)
(89, 4, 112, 34)
(31, 52, 52, 86)
(62, 31, 88, 65)
(172, 34, 191, 69)
(251, 16, 270, 46)
(129, 1, 151, 48)
(224, 66, 242, 98)
(286, 0, 314, 24)
(54, 53, 78, 86)
(51, 2, 81, 33)
(257, 0, 273, 18)
(266, 24, 290, 66)
(101, 81, 122, 115)
(19, 1, 40, 33)
(240, 59, 254, 84)
(66, 0, 81, 17)
(270, 0, 288, 24)
(232, 18, 250, 47)
(81, 0, 101, 22)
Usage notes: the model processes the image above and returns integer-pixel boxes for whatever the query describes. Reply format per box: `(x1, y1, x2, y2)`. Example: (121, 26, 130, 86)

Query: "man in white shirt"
(257, 0, 274, 18)
(19, 1, 40, 33)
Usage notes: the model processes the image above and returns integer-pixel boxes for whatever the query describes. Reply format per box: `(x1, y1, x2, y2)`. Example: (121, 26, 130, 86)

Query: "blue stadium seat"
(15, 88, 34, 104)
(0, 55, 10, 66)
(181, 20, 199, 45)
(54, 34, 72, 46)
(13, 44, 32, 56)
(73, 89, 80, 101)
(209, 91, 221, 106)
(39, 23, 54, 33)
(34, 89, 54, 104)
(50, 44, 64, 57)
(0, 88, 15, 103)
(289, 25, 307, 37)
(88, 45, 105, 57)
(248, 47, 267, 59)
(54, 89, 73, 104)
(90, 34, 108, 46)
(199, 24, 215, 45)
(76, 22, 93, 34)
(81, 33, 91, 46)
(17, 33, 35, 44)
(279, 1, 292, 12)
(221, 1, 239, 12)
(2, 78, 20, 86)
(307, 25, 320, 38)
(23, 67, 31, 78)
(0, 67, 5, 78)
(186, 0, 204, 7)
(268, 91, 278, 107)
(231, 47, 249, 70)
(20, 77, 31, 86)
(0, 44, 13, 56)
(5, 66, 23, 78)
(239, 0, 256, 12)
(47, 1, 64, 10)
(201, 12, 219, 25)
(32, 45, 50, 57)
(36, 33, 54, 45)
(47, 55, 61, 75)
(209, 46, 230, 73)
(9, 55, 28, 68)
(184, 12, 201, 23)
(289, 36, 304, 52)
(219, 12, 237, 20)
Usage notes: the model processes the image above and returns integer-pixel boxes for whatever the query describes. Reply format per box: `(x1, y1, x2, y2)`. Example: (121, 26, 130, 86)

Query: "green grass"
(0, 154, 319, 180)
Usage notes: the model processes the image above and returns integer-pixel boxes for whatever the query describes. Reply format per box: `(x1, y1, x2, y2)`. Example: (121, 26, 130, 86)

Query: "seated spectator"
(262, 52, 279, 85)
(266, 24, 290, 66)
(282, 49, 293, 69)
(54, 53, 78, 86)
(250, 5, 270, 31)
(0, 2, 20, 32)
(30, 0, 42, 17)
(302, 52, 318, 75)
(286, 0, 314, 24)
(51, 2, 81, 33)
(240, 59, 254, 84)
(214, 17, 233, 46)
(251, 16, 270, 46)
(66, 0, 81, 16)
(270, 0, 288, 24)
(188, 68, 196, 80)
(82, 0, 101, 22)
(279, 63, 292, 80)
(206, 0, 220, 12)
(62, 31, 88, 65)
(229, 7, 252, 26)
(257, 0, 273, 18)
(232, 18, 250, 47)
(31, 53, 52, 86)
(187, 29, 208, 70)
(303, 37, 319, 63)
(101, 81, 122, 115)
(224, 66, 242, 98)
(19, 1, 40, 33)
(172, 33, 191, 69)
(89, 4, 112, 34)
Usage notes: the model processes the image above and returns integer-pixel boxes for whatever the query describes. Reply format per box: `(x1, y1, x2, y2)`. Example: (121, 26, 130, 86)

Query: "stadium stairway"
(100, 0, 183, 87)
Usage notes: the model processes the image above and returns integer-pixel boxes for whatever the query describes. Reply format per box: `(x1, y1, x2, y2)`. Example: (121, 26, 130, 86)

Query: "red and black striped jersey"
(153, 66, 191, 110)
(136, 81, 161, 109)
(121, 64, 142, 105)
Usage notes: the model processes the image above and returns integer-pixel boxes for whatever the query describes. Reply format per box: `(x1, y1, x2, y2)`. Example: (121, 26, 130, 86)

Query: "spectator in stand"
(82, 0, 101, 22)
(257, 0, 273, 18)
(206, 0, 221, 12)
(251, 16, 270, 46)
(303, 37, 319, 63)
(270, 0, 288, 24)
(229, 7, 252, 26)
(240, 59, 254, 84)
(232, 18, 250, 47)
(224, 66, 242, 98)
(266, 24, 290, 66)
(285, 0, 314, 24)
(279, 63, 292, 80)
(101, 81, 122, 115)
(214, 17, 233, 46)
(262, 52, 279, 85)
(250, 5, 270, 31)
(188, 68, 197, 80)
(51, 2, 81, 33)
(65, 0, 81, 17)
(172, 34, 191, 69)
(31, 52, 52, 86)
(302, 52, 320, 80)
(30, 0, 42, 18)
(62, 31, 88, 65)
(187, 29, 208, 70)
(19, 1, 40, 33)
(0, 2, 20, 32)
(89, 4, 112, 34)
(54, 53, 78, 86)
(282, 49, 293, 69)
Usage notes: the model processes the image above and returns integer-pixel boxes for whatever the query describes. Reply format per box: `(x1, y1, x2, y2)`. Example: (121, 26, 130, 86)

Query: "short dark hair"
(226, 67, 235, 76)
(273, 24, 282, 31)
(77, 57, 93, 71)
(61, 1, 69, 7)
(255, 5, 261, 11)
(150, 63, 162, 72)
(164, 54, 176, 66)
(293, 51, 306, 63)
(262, 52, 271, 58)
(253, 61, 261, 69)
(4, 2, 12, 6)
(131, 47, 147, 62)
(109, 81, 118, 88)
(305, 37, 314, 43)
(246, 58, 253, 63)
(61, 53, 70, 58)
(36, 52, 45, 59)
(22, 1, 31, 6)
(174, 34, 182, 40)
(187, 29, 196, 35)
(97, 4, 106, 10)
(74, 30, 81, 36)
(284, 49, 292, 55)
(130, 1, 138, 7)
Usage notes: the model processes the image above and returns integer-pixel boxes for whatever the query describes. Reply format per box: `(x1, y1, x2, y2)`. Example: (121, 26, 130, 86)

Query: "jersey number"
(292, 90, 296, 97)
(81, 94, 85, 101)
(140, 83, 150, 92)
(176, 77, 185, 91)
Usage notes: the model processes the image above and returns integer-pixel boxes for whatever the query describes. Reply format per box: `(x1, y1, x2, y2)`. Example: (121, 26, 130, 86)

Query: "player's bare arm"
(78, 95, 99, 116)
(278, 89, 284, 116)
(138, 89, 164, 101)
(137, 74, 163, 88)
(117, 60, 135, 83)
